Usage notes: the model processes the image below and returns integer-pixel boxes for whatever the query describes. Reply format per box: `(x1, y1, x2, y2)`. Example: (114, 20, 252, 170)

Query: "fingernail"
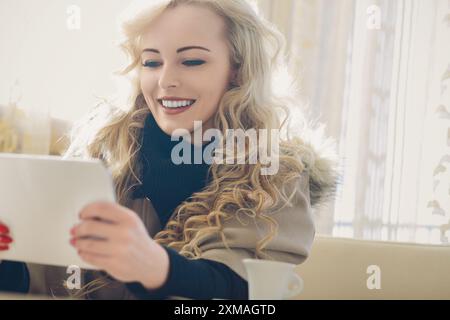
(0, 245, 9, 251)
(70, 227, 76, 236)
(0, 235, 13, 244)
(0, 224, 10, 234)
(70, 238, 76, 246)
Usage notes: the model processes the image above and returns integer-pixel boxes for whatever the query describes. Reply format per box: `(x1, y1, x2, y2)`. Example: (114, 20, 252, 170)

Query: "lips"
(159, 97, 195, 101)
(157, 99, 197, 115)
(157, 99, 196, 108)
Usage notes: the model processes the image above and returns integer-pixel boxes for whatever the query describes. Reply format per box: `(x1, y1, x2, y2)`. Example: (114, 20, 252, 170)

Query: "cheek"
(200, 68, 230, 102)
(140, 73, 156, 92)
(194, 81, 229, 124)
(140, 74, 158, 110)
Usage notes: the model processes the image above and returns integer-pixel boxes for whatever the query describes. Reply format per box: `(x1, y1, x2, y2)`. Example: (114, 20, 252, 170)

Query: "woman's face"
(139, 4, 236, 136)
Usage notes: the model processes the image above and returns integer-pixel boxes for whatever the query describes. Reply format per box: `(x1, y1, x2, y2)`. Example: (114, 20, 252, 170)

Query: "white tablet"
(0, 153, 116, 270)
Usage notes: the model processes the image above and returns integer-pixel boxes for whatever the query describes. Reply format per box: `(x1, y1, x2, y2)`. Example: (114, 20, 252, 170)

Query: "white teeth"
(161, 100, 195, 108)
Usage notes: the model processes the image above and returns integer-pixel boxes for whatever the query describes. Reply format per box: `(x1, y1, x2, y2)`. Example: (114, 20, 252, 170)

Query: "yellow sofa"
(294, 234, 450, 299)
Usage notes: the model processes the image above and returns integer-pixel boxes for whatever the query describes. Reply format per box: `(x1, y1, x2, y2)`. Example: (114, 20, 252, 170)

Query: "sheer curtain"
(256, 0, 450, 244)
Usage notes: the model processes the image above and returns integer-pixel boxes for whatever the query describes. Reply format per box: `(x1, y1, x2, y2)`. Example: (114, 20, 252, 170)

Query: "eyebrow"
(142, 46, 211, 54)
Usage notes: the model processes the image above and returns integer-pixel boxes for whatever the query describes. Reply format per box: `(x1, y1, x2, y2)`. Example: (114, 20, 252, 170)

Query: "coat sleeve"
(0, 260, 29, 293)
(195, 172, 316, 281)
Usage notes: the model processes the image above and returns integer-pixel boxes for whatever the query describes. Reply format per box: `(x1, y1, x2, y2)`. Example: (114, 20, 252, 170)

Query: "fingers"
(77, 249, 110, 268)
(0, 223, 12, 251)
(72, 238, 113, 257)
(72, 219, 117, 241)
(79, 202, 132, 225)
(0, 235, 13, 244)
(0, 223, 10, 235)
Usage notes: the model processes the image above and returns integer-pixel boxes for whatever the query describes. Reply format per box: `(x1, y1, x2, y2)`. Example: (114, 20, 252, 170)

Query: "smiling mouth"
(157, 99, 197, 109)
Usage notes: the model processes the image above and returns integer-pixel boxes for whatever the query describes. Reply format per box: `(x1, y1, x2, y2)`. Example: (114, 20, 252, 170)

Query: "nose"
(158, 64, 180, 89)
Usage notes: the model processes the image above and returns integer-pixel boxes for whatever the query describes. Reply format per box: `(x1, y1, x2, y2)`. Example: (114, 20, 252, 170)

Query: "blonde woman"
(0, 0, 339, 299)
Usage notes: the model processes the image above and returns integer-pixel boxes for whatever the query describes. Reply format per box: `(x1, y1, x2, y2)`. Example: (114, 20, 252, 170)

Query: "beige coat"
(25, 137, 339, 299)
(28, 174, 315, 299)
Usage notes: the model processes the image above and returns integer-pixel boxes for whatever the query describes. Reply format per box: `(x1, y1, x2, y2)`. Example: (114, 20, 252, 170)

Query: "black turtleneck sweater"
(0, 114, 248, 300)
(126, 113, 248, 299)
(133, 113, 215, 227)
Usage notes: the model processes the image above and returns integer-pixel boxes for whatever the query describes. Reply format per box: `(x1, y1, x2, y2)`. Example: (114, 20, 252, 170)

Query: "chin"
(157, 120, 192, 137)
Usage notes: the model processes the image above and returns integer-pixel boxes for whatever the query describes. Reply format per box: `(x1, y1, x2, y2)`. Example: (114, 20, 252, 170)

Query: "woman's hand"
(70, 202, 170, 290)
(1, 221, 13, 265)
(0, 222, 13, 252)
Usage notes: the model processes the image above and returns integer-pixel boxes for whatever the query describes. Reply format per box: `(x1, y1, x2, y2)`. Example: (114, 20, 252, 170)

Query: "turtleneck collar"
(134, 113, 215, 227)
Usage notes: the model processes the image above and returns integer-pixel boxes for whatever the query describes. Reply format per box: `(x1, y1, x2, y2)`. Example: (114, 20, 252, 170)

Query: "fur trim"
(296, 125, 342, 209)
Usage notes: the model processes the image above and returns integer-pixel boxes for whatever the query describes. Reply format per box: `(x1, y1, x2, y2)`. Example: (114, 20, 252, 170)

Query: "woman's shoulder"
(277, 129, 341, 209)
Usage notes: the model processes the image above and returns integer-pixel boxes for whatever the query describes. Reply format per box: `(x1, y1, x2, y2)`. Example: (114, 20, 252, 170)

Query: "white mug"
(243, 259, 304, 300)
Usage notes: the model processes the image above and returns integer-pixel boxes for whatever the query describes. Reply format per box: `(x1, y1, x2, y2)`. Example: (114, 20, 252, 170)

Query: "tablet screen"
(0, 153, 116, 270)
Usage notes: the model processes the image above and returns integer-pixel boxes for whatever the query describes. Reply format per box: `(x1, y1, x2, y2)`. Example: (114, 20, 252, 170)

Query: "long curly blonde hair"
(63, 0, 334, 298)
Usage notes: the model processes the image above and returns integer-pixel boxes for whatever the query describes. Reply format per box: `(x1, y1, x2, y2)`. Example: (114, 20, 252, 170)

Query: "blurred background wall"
(0, 0, 129, 121)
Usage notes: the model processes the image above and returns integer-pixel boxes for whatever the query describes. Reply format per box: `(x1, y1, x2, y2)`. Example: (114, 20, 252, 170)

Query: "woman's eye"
(142, 61, 161, 68)
(183, 60, 205, 66)
(142, 60, 205, 68)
